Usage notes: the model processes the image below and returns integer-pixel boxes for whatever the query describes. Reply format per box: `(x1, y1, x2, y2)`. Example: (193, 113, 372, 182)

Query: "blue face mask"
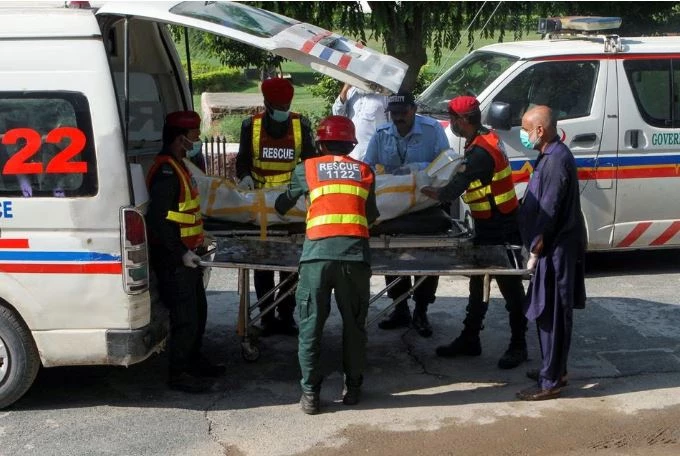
(520, 128, 538, 149)
(269, 109, 290, 123)
(184, 138, 202, 158)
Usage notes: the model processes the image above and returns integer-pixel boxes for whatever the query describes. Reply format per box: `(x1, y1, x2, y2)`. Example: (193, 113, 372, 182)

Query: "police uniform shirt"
(235, 113, 316, 181)
(363, 114, 449, 170)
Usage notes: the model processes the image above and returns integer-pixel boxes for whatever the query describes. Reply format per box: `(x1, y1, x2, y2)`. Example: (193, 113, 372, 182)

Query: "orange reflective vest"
(304, 155, 374, 240)
(251, 113, 302, 188)
(461, 131, 519, 219)
(146, 155, 204, 250)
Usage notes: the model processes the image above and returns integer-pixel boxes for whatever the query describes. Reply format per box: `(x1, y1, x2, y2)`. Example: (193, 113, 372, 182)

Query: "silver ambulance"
(419, 17, 680, 251)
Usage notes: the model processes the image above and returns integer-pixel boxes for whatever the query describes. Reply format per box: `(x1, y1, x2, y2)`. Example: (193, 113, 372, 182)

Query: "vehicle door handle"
(572, 133, 597, 142)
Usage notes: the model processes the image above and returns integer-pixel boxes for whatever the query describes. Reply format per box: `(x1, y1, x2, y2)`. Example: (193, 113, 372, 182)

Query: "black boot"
(378, 301, 411, 330)
(435, 330, 482, 358)
(411, 302, 432, 338)
(300, 391, 320, 415)
(276, 313, 299, 337)
(498, 310, 528, 369)
(498, 342, 528, 369)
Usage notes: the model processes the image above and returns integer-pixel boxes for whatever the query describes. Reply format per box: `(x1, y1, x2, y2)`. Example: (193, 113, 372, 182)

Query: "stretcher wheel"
(241, 341, 260, 362)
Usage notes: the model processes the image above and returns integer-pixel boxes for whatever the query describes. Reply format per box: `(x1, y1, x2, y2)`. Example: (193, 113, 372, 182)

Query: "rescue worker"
(516, 105, 586, 400)
(421, 96, 529, 369)
(274, 116, 379, 415)
(235, 77, 316, 337)
(363, 91, 450, 338)
(146, 110, 225, 393)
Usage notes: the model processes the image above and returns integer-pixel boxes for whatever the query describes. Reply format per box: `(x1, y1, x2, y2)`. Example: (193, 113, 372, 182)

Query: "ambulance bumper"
(106, 303, 169, 366)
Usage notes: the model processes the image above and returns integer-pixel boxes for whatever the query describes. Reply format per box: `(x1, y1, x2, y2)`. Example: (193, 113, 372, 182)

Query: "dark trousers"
(536, 300, 573, 390)
(153, 263, 207, 375)
(254, 269, 297, 319)
(296, 260, 371, 393)
(464, 275, 527, 343)
(384, 275, 439, 310)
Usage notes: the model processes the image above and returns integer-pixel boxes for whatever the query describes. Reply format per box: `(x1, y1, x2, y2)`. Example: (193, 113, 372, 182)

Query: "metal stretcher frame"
(199, 230, 529, 362)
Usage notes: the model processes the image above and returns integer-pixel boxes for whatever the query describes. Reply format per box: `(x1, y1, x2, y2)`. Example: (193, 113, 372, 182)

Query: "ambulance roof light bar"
(538, 16, 623, 52)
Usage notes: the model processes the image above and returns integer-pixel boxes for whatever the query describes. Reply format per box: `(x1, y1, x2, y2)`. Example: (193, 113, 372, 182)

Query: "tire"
(0, 305, 40, 409)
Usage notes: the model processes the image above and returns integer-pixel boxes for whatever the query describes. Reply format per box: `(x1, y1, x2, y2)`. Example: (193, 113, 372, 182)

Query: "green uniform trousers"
(296, 260, 371, 393)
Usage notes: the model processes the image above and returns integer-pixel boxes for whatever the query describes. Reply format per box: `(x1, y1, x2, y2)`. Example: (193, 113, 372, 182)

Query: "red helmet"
(315, 116, 357, 144)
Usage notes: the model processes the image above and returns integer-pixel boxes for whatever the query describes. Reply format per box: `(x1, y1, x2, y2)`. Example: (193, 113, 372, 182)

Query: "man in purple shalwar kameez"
(516, 105, 587, 401)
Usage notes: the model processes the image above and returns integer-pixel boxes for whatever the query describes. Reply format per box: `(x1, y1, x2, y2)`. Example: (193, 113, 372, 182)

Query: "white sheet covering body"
(185, 149, 461, 226)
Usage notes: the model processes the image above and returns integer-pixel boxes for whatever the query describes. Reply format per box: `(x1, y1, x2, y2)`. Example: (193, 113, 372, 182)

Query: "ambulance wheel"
(0, 305, 40, 409)
(241, 341, 260, 362)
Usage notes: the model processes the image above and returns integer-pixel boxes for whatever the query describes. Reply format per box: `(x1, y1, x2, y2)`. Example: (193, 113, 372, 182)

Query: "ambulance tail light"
(121, 208, 149, 294)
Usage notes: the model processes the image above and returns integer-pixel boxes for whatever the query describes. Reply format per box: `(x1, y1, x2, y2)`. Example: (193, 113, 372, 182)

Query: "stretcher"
(199, 210, 529, 362)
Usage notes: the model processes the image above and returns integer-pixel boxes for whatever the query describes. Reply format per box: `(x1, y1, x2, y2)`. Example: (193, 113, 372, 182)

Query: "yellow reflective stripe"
(462, 185, 491, 203)
(292, 117, 302, 155)
(492, 165, 512, 181)
(180, 225, 204, 237)
(309, 184, 369, 202)
(178, 195, 200, 211)
(494, 188, 517, 205)
(252, 117, 261, 158)
(255, 162, 297, 171)
(468, 201, 491, 211)
(306, 214, 368, 229)
(166, 211, 197, 224)
(469, 179, 483, 188)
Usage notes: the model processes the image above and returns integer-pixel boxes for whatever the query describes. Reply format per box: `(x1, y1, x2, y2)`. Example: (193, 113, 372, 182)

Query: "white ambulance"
(418, 17, 680, 251)
(0, 1, 406, 408)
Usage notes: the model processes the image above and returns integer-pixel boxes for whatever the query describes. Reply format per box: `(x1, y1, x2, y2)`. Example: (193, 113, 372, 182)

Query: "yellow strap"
(161, 158, 200, 211)
(292, 117, 302, 155)
(468, 201, 491, 211)
(309, 184, 368, 202)
(180, 225, 204, 237)
(166, 211, 197, 224)
(492, 165, 512, 181)
(252, 117, 261, 159)
(306, 213, 368, 229)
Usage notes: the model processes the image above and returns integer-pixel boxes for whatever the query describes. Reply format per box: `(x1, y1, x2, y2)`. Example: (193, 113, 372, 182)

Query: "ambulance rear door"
(95, 1, 408, 94)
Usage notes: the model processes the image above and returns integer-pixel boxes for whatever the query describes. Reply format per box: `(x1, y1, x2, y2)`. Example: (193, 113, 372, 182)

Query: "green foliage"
(191, 68, 246, 93)
(308, 76, 344, 116)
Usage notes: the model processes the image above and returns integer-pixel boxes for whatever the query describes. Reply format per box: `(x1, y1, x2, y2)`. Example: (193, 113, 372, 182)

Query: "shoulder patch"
(160, 164, 176, 175)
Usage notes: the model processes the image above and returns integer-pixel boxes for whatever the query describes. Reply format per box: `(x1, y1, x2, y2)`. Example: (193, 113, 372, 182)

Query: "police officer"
(275, 116, 379, 415)
(236, 77, 316, 337)
(421, 96, 528, 369)
(363, 91, 450, 338)
(146, 111, 224, 393)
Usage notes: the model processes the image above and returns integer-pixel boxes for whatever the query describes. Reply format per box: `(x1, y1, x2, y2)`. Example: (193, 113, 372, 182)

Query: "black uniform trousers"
(153, 258, 207, 375)
(384, 275, 439, 308)
(254, 270, 297, 319)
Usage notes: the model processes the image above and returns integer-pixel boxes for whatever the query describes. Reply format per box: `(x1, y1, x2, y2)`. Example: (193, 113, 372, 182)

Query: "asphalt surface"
(2, 249, 680, 456)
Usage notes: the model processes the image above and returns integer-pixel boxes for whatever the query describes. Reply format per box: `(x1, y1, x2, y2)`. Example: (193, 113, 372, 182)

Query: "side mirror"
(486, 101, 511, 131)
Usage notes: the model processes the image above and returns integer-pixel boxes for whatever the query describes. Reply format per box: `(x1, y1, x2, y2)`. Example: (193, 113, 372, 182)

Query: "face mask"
(520, 128, 538, 149)
(184, 137, 202, 157)
(269, 109, 290, 122)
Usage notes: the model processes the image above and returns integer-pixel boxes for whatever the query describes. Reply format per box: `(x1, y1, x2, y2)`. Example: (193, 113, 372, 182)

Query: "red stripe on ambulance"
(616, 222, 652, 247)
(650, 221, 680, 246)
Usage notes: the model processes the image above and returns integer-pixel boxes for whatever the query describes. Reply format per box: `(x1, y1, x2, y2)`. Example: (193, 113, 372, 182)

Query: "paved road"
(2, 250, 680, 456)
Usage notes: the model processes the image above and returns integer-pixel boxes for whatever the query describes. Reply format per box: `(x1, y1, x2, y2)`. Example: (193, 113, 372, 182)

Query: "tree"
(193, 2, 680, 92)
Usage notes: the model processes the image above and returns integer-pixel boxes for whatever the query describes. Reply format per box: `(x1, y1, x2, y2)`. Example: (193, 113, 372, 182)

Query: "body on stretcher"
(199, 208, 529, 361)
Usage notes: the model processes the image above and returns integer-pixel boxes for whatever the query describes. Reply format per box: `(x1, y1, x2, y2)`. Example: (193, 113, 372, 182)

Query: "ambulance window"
(623, 59, 676, 128)
(170, 1, 296, 38)
(492, 60, 599, 126)
(0, 92, 97, 198)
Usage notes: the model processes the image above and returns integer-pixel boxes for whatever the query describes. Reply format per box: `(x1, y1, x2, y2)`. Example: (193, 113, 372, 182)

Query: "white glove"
(182, 250, 201, 268)
(238, 175, 254, 190)
(527, 253, 539, 271)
